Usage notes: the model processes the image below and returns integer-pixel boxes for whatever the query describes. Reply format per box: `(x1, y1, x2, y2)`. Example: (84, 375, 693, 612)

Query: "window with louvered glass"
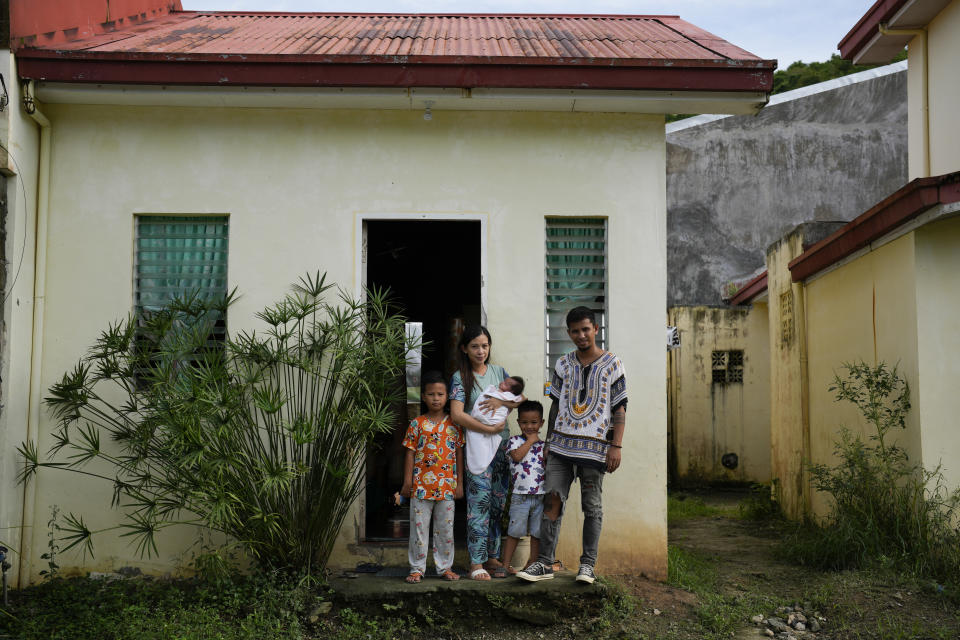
(545, 217, 607, 380)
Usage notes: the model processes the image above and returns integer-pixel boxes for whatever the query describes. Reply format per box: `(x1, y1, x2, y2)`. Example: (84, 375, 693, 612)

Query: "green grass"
(0, 573, 315, 640)
(667, 546, 775, 639)
(667, 495, 728, 520)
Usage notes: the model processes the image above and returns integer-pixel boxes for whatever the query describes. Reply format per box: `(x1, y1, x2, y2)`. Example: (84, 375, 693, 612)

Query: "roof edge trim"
(788, 171, 960, 282)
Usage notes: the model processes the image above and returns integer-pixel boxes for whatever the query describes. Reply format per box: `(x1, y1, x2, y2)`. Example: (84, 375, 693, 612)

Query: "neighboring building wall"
(764, 222, 846, 518)
(802, 234, 922, 517)
(667, 66, 907, 306)
(667, 305, 770, 485)
(0, 53, 41, 588)
(914, 216, 960, 491)
(24, 104, 667, 581)
(909, 0, 960, 179)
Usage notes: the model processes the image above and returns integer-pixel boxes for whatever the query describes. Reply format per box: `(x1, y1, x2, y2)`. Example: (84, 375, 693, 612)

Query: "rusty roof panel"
(39, 11, 766, 62)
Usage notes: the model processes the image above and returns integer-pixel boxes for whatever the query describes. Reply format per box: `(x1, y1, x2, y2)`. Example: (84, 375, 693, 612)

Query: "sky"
(180, 1, 876, 69)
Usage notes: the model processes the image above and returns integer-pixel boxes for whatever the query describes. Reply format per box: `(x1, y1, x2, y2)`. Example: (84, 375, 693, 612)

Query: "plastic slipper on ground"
(405, 572, 423, 584)
(440, 569, 460, 581)
(469, 568, 491, 581)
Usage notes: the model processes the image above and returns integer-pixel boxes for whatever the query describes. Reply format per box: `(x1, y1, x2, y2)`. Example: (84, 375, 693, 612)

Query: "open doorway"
(363, 219, 482, 542)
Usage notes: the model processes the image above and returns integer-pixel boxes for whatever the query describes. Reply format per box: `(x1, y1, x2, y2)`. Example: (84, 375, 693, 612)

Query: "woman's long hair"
(457, 324, 492, 410)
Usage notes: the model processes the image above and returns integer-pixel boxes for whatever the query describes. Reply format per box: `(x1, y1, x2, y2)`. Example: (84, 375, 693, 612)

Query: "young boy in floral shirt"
(502, 400, 546, 574)
(400, 370, 464, 583)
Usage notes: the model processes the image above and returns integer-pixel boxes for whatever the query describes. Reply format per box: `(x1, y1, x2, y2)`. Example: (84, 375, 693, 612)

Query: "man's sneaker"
(575, 564, 596, 584)
(516, 561, 554, 582)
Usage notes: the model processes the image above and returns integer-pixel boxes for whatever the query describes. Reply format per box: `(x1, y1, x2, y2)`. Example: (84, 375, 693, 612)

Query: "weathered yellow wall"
(926, 0, 960, 177)
(1, 54, 42, 588)
(803, 235, 921, 517)
(667, 305, 770, 484)
(25, 104, 667, 581)
(914, 216, 960, 491)
(766, 231, 809, 519)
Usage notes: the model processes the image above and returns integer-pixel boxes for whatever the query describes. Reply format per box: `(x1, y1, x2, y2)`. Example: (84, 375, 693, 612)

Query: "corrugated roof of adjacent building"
(16, 11, 776, 91)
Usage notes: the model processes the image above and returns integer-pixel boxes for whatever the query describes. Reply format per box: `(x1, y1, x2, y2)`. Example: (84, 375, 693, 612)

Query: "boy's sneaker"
(575, 564, 596, 584)
(517, 561, 554, 582)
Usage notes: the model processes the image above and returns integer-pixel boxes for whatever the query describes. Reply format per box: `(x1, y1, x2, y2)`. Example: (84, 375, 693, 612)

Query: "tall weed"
(786, 362, 960, 582)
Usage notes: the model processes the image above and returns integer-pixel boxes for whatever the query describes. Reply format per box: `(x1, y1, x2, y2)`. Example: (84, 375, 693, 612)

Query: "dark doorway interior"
(364, 220, 481, 542)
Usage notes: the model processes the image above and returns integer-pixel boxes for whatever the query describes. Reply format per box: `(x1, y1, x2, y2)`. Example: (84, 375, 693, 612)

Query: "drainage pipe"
(17, 79, 51, 588)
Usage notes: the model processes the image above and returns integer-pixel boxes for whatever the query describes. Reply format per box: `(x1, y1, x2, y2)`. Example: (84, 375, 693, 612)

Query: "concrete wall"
(667, 67, 907, 306)
(909, 0, 960, 178)
(667, 305, 770, 485)
(0, 52, 41, 587)
(803, 234, 921, 517)
(22, 103, 667, 581)
(914, 216, 960, 491)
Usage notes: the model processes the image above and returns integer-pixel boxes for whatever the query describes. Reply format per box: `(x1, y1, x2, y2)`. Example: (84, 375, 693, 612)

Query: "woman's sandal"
(506, 565, 518, 575)
(490, 566, 508, 579)
(469, 568, 491, 581)
(405, 571, 423, 584)
(440, 569, 460, 581)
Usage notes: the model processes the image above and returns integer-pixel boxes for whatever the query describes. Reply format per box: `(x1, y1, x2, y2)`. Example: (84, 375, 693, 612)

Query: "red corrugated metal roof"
(16, 11, 775, 91)
(24, 12, 764, 62)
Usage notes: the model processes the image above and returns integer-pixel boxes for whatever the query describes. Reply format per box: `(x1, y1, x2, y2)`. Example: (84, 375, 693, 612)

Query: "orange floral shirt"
(402, 414, 463, 501)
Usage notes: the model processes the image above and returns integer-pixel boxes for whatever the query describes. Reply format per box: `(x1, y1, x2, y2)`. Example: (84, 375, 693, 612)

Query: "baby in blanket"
(467, 376, 525, 475)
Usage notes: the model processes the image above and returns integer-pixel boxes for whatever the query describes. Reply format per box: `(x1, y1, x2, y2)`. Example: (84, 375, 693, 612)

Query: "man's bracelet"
(609, 443, 622, 449)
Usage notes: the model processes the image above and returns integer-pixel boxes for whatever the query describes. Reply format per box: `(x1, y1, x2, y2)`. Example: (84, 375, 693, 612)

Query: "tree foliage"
(19, 273, 410, 572)
(772, 51, 907, 95)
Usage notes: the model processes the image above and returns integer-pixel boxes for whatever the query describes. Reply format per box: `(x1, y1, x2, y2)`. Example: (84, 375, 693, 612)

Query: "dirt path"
(607, 492, 960, 640)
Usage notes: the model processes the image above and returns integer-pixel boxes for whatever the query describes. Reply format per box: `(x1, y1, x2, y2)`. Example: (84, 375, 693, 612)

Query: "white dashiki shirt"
(506, 435, 546, 495)
(548, 351, 627, 468)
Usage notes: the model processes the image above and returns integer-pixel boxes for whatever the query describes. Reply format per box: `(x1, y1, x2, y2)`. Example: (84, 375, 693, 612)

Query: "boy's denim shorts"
(507, 494, 544, 538)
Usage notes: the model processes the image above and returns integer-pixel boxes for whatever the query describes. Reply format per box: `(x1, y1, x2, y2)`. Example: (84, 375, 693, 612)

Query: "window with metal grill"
(545, 217, 607, 380)
(134, 216, 229, 377)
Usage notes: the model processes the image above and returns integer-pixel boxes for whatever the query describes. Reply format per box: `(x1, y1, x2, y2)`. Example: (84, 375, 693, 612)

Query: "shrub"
(19, 273, 410, 573)
(786, 362, 960, 582)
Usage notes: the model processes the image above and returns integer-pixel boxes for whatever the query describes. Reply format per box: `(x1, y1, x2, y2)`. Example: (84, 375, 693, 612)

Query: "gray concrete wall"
(667, 65, 907, 306)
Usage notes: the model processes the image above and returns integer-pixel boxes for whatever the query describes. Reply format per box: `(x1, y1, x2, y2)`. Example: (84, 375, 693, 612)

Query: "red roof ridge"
(183, 11, 684, 20)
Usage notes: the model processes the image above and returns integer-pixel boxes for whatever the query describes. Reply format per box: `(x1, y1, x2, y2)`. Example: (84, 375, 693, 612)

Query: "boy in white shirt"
(502, 400, 546, 574)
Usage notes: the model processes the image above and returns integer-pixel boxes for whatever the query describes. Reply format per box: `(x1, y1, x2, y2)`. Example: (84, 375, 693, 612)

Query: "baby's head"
(499, 376, 525, 395)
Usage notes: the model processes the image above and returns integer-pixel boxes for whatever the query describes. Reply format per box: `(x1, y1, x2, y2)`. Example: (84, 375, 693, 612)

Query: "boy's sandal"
(490, 566, 508, 579)
(405, 572, 423, 584)
(469, 568, 491, 581)
(440, 569, 460, 581)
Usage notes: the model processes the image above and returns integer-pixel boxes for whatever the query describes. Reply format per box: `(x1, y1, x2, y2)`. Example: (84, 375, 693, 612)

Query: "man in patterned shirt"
(517, 306, 627, 584)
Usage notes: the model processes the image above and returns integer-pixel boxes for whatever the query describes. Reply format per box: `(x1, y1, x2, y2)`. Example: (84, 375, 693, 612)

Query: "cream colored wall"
(925, 0, 960, 176)
(0, 55, 42, 588)
(667, 305, 770, 484)
(27, 104, 667, 581)
(766, 232, 809, 519)
(803, 235, 921, 517)
(914, 216, 960, 491)
(907, 0, 960, 178)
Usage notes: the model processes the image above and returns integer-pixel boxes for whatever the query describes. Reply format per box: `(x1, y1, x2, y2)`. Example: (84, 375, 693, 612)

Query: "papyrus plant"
(19, 273, 409, 572)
